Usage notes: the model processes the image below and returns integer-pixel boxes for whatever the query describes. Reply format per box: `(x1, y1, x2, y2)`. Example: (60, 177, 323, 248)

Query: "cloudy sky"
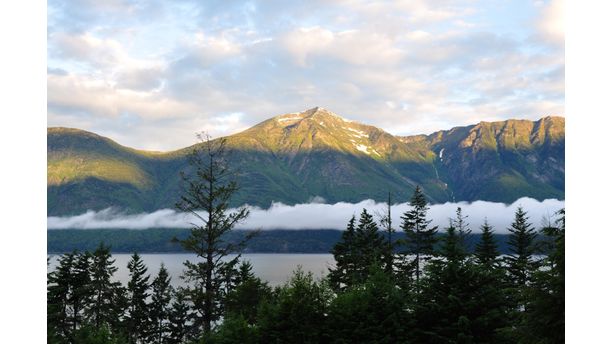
(47, 0, 564, 151)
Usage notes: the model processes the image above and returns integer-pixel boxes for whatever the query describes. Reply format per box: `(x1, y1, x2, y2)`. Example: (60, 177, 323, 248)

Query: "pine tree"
(400, 186, 438, 289)
(86, 243, 124, 336)
(329, 215, 358, 291)
(354, 208, 385, 283)
(474, 219, 499, 267)
(452, 207, 472, 254)
(175, 133, 253, 336)
(414, 225, 511, 343)
(149, 264, 173, 344)
(380, 192, 399, 276)
(126, 253, 151, 343)
(505, 207, 538, 288)
(167, 288, 192, 344)
(224, 261, 272, 325)
(522, 209, 565, 343)
(47, 252, 76, 342)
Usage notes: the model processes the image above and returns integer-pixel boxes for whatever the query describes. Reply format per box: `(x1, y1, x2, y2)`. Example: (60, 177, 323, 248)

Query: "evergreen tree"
(224, 261, 272, 325)
(257, 267, 332, 343)
(167, 288, 192, 344)
(47, 252, 76, 342)
(327, 266, 410, 344)
(522, 209, 565, 343)
(414, 225, 511, 343)
(328, 215, 357, 291)
(175, 133, 253, 336)
(474, 219, 499, 267)
(505, 207, 538, 288)
(353, 208, 385, 283)
(400, 186, 438, 289)
(452, 207, 472, 254)
(86, 243, 124, 337)
(149, 264, 173, 344)
(379, 192, 399, 275)
(125, 253, 151, 343)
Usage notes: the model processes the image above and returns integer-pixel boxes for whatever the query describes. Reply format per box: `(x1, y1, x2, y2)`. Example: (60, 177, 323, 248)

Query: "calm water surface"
(48, 253, 335, 287)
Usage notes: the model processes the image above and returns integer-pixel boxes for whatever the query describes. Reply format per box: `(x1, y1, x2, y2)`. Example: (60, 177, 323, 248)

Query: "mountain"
(47, 107, 564, 216)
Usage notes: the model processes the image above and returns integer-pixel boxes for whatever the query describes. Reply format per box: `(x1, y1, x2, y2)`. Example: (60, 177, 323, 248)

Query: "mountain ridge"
(47, 108, 564, 216)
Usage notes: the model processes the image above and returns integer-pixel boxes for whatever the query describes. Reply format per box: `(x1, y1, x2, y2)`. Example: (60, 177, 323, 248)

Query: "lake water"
(48, 253, 335, 287)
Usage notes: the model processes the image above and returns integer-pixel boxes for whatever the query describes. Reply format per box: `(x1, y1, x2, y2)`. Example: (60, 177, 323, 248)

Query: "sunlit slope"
(47, 110, 564, 216)
(420, 116, 565, 203)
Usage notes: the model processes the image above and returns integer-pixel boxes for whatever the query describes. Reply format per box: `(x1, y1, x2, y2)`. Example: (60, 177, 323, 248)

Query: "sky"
(47, 0, 564, 151)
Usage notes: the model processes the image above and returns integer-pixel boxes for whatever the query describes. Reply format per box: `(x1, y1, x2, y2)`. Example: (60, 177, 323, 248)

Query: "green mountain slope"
(47, 108, 564, 216)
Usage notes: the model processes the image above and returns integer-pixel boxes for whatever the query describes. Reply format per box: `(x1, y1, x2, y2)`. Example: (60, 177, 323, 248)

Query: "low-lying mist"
(48, 198, 565, 233)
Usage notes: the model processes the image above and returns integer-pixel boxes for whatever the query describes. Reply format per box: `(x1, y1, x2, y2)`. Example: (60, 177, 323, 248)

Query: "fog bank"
(48, 198, 564, 233)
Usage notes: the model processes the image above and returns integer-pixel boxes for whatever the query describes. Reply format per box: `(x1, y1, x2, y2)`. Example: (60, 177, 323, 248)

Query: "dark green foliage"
(256, 267, 332, 343)
(505, 207, 538, 287)
(47, 206, 565, 343)
(329, 209, 386, 291)
(414, 225, 511, 344)
(521, 209, 565, 343)
(149, 264, 173, 344)
(400, 185, 438, 287)
(453, 207, 472, 254)
(475, 219, 499, 267)
(167, 288, 192, 344)
(353, 209, 386, 283)
(224, 262, 272, 325)
(328, 216, 358, 291)
(86, 243, 125, 335)
(125, 253, 151, 343)
(327, 267, 410, 344)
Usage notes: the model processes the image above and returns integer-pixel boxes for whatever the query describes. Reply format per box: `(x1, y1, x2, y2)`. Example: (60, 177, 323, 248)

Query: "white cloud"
(48, 197, 565, 233)
(47, 0, 565, 150)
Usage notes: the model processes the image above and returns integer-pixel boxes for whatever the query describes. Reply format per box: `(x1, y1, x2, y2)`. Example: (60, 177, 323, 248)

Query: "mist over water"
(48, 198, 564, 233)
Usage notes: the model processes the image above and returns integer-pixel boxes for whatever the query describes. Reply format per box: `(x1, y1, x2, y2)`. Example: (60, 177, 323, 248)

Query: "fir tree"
(86, 243, 124, 336)
(353, 208, 385, 283)
(522, 209, 565, 343)
(474, 219, 499, 267)
(47, 252, 76, 342)
(400, 186, 438, 289)
(380, 192, 399, 276)
(175, 133, 253, 336)
(149, 264, 173, 344)
(505, 207, 538, 287)
(126, 253, 151, 343)
(328, 215, 357, 291)
(224, 261, 272, 325)
(167, 288, 192, 344)
(452, 207, 472, 254)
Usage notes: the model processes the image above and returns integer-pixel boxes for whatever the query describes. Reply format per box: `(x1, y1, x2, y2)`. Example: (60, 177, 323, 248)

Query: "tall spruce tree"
(380, 192, 398, 275)
(126, 253, 151, 343)
(86, 243, 124, 336)
(175, 133, 252, 337)
(522, 209, 565, 343)
(452, 207, 472, 254)
(415, 225, 511, 343)
(505, 207, 538, 287)
(167, 288, 192, 344)
(149, 264, 173, 344)
(354, 208, 385, 283)
(400, 186, 438, 288)
(47, 252, 76, 342)
(329, 215, 358, 291)
(474, 219, 499, 267)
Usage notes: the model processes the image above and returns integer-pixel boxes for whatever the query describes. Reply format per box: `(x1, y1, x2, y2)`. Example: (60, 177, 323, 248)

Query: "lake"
(48, 253, 335, 287)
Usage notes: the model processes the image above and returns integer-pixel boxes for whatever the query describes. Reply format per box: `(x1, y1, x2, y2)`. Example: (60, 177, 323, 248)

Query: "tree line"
(47, 135, 564, 343)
